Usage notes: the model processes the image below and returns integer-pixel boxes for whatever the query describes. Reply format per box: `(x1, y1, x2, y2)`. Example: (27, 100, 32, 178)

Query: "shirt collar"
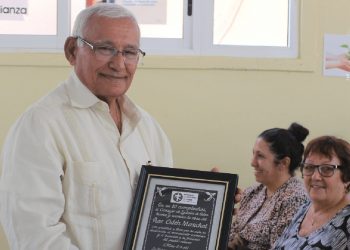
(65, 71, 142, 125)
(65, 71, 100, 108)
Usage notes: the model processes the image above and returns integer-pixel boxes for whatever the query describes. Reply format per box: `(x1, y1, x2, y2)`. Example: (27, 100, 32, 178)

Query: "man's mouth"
(100, 73, 126, 80)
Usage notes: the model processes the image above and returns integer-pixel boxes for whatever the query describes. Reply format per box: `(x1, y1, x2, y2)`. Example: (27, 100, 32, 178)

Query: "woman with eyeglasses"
(228, 123, 310, 250)
(273, 135, 350, 249)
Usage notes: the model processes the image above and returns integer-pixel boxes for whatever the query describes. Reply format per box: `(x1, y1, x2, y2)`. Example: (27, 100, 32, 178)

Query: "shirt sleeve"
(0, 110, 79, 250)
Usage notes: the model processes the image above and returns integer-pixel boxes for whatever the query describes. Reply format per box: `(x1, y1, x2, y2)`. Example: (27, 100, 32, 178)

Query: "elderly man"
(0, 3, 172, 250)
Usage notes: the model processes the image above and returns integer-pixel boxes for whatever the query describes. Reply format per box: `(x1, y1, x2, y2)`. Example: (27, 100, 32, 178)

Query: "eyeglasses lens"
(302, 164, 336, 177)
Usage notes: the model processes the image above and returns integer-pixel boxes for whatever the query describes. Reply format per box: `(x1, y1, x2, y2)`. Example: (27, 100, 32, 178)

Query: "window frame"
(0, 0, 297, 57)
(140, 0, 298, 58)
(199, 0, 299, 58)
(0, 0, 69, 52)
(0, 0, 317, 73)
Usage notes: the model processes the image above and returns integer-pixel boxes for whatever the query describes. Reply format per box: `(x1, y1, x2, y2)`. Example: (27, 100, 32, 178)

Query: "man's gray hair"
(72, 3, 138, 38)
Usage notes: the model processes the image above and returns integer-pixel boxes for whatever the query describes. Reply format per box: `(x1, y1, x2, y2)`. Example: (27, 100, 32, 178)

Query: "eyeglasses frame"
(300, 162, 342, 178)
(75, 36, 146, 63)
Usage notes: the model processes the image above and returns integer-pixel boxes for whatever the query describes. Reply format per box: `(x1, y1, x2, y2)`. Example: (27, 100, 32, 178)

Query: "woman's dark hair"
(258, 122, 309, 175)
(303, 136, 350, 188)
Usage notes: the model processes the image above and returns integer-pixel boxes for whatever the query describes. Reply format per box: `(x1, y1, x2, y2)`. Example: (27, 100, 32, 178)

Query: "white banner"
(0, 0, 28, 20)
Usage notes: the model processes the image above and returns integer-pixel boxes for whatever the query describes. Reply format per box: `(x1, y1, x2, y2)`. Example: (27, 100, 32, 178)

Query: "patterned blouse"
(230, 177, 309, 250)
(273, 202, 350, 250)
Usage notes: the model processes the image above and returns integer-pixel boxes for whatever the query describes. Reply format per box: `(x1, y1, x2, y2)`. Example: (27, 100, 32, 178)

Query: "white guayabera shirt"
(0, 71, 173, 250)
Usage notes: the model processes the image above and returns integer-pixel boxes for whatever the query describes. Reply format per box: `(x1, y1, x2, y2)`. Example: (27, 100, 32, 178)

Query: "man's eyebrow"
(94, 40, 114, 46)
(124, 44, 139, 49)
(94, 41, 139, 49)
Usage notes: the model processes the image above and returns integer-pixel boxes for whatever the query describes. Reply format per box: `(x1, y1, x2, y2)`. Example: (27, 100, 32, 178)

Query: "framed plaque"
(124, 165, 239, 250)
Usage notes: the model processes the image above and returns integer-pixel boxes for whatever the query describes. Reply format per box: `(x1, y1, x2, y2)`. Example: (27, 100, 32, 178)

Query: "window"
(0, 0, 69, 51)
(0, 0, 297, 58)
(209, 0, 297, 57)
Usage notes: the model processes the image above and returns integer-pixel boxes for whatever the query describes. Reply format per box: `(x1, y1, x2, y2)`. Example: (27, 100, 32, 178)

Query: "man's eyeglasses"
(300, 162, 342, 177)
(76, 36, 145, 64)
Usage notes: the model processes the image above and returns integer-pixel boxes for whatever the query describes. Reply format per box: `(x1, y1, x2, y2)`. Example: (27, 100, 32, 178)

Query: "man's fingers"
(211, 166, 220, 172)
(234, 187, 243, 203)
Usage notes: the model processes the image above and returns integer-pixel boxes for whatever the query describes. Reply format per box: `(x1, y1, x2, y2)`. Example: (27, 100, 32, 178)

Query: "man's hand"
(233, 187, 243, 215)
(210, 166, 220, 172)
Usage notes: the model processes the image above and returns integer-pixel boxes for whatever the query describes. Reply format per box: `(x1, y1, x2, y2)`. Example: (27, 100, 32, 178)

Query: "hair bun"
(288, 122, 309, 142)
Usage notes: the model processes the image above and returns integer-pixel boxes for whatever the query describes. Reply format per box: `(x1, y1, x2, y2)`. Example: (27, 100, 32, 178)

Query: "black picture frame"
(123, 165, 239, 250)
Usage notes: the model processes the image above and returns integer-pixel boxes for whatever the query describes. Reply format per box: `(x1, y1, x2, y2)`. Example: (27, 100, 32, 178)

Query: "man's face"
(66, 15, 140, 101)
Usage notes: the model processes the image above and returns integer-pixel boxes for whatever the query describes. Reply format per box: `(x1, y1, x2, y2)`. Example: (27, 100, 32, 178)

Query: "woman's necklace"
(310, 200, 347, 228)
(310, 207, 334, 228)
(310, 216, 317, 227)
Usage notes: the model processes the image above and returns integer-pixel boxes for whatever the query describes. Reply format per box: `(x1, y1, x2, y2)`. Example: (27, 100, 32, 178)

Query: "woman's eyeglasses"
(300, 163, 342, 177)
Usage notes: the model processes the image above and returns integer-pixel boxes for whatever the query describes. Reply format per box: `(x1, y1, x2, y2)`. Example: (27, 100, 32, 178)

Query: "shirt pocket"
(64, 161, 109, 217)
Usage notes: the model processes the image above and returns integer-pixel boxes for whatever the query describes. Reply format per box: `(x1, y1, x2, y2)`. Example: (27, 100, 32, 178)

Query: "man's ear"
(64, 37, 78, 65)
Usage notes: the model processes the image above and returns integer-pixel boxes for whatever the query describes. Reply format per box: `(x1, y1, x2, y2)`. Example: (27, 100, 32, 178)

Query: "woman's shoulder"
(240, 184, 266, 204)
(239, 184, 266, 211)
(339, 204, 350, 217)
(272, 177, 309, 209)
(243, 183, 265, 196)
(282, 177, 308, 196)
(286, 176, 304, 186)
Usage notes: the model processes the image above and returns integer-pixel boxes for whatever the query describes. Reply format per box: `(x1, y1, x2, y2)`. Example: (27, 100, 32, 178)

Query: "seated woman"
(273, 135, 350, 249)
(228, 123, 310, 250)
